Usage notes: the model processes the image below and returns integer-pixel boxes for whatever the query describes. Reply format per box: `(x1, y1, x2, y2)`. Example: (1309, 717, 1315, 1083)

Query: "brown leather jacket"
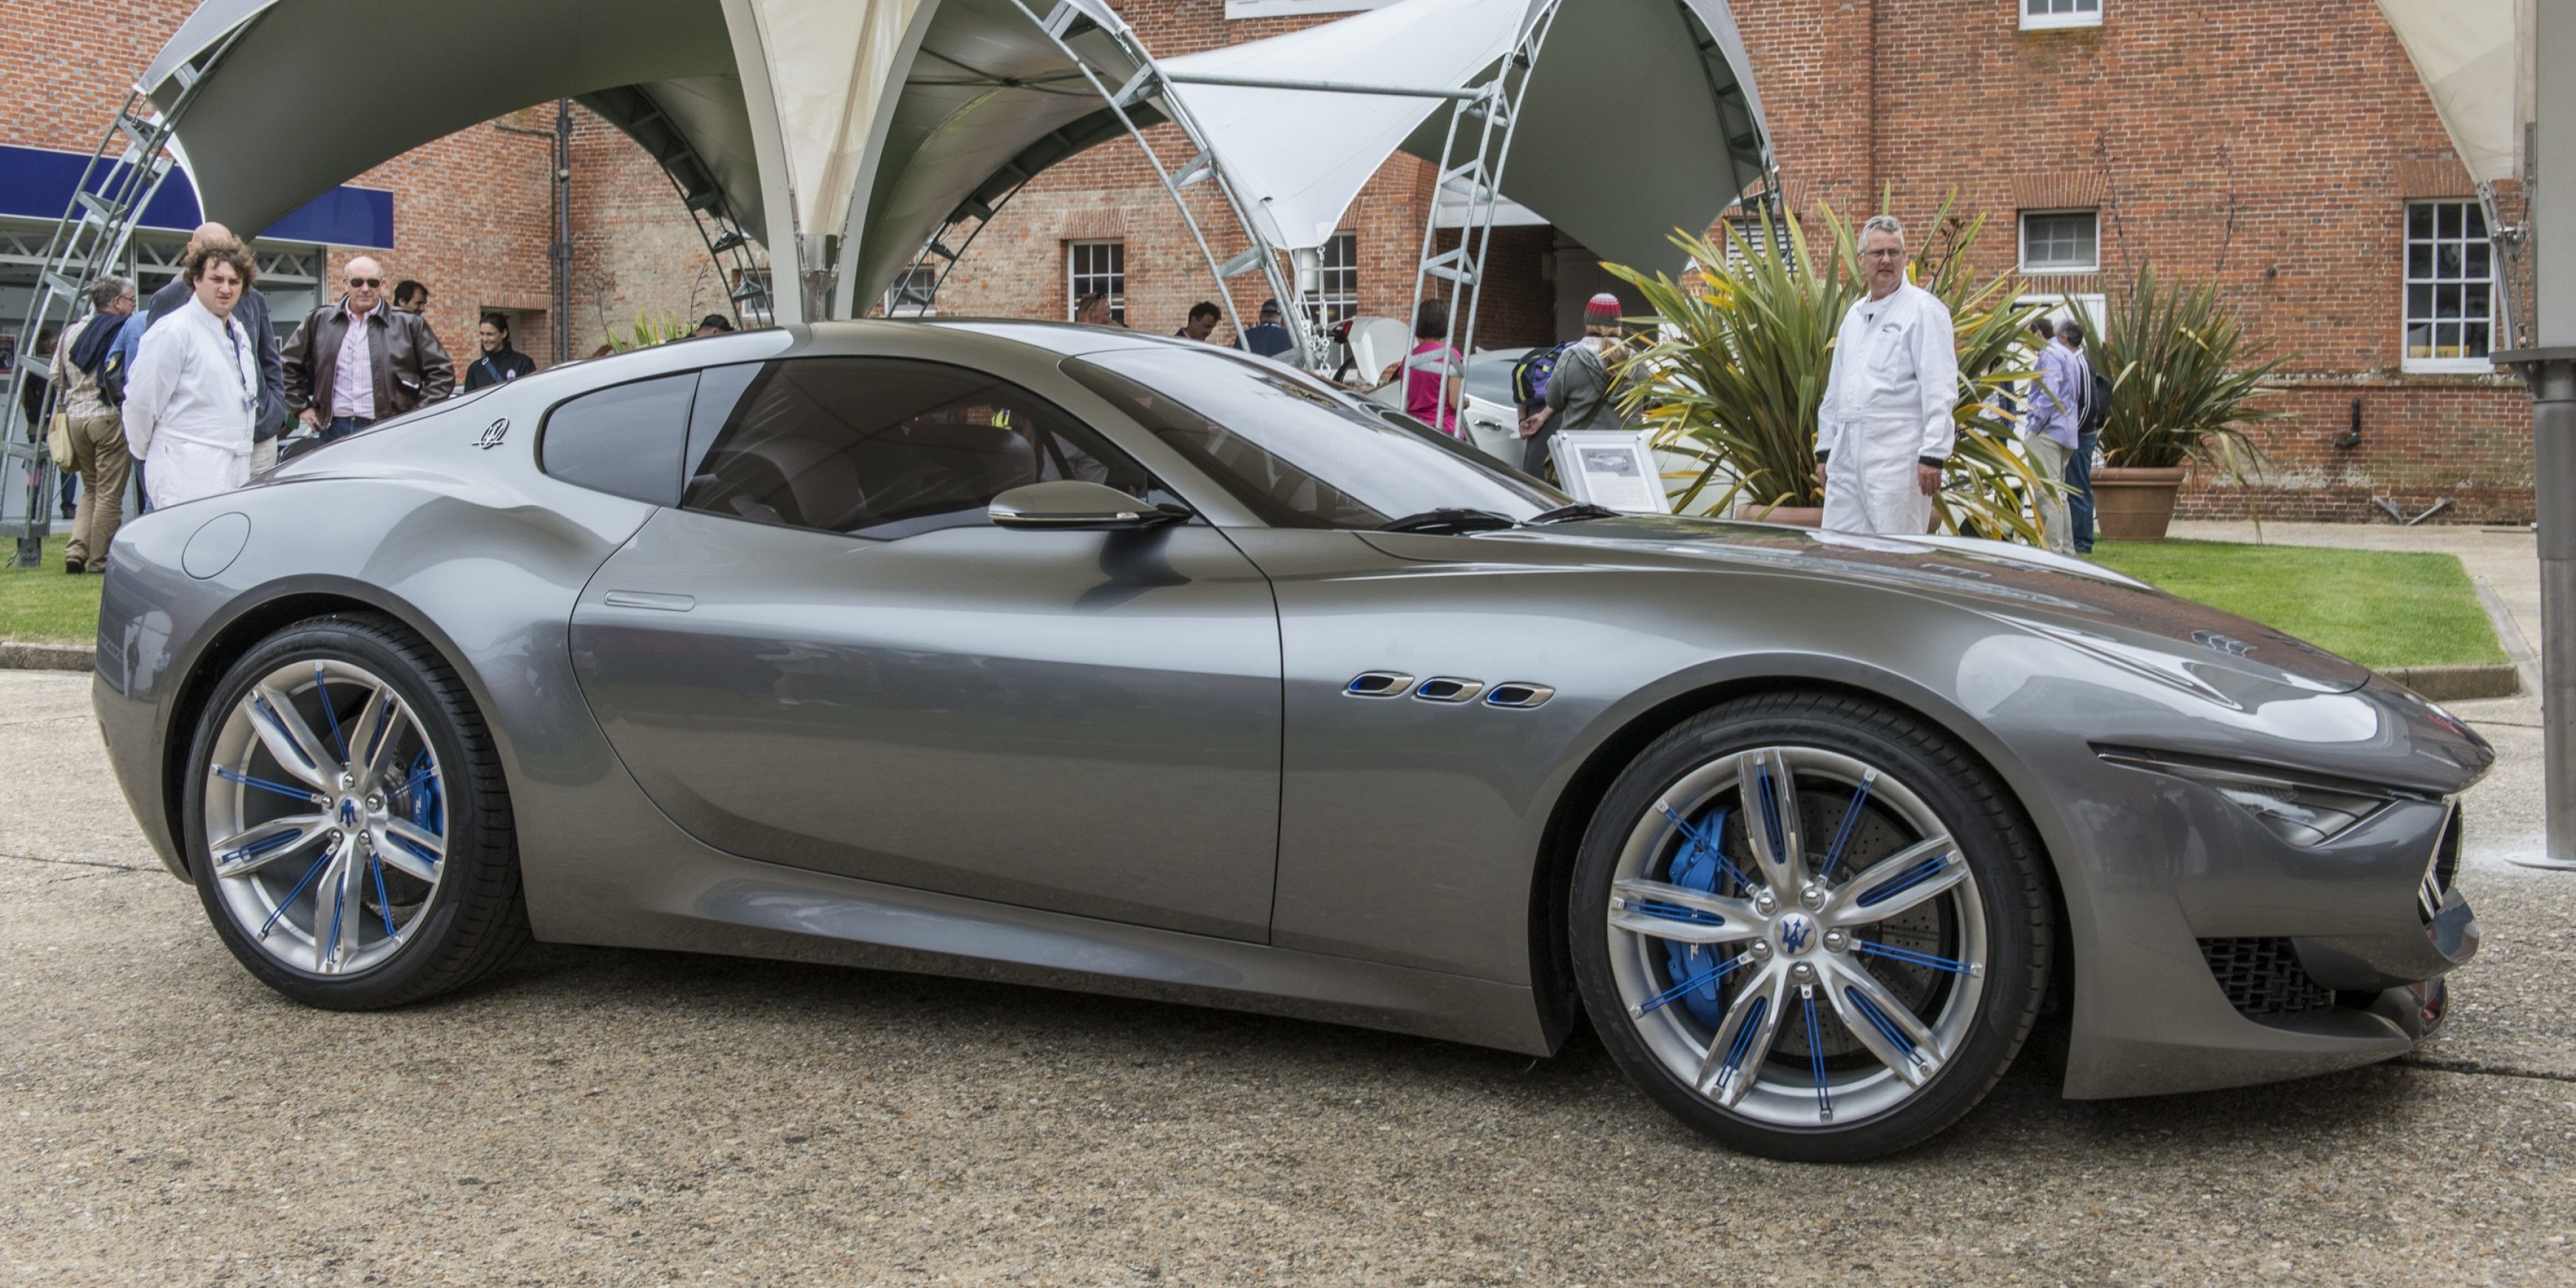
(280, 300, 455, 421)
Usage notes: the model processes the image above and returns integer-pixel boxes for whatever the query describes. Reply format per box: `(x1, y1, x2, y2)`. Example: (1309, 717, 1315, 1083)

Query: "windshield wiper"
(1375, 508, 1519, 535)
(1526, 503, 1620, 525)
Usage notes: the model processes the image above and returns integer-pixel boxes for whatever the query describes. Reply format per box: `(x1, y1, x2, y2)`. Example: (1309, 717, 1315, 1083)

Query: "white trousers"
(2023, 432, 2073, 555)
(1822, 417, 1935, 536)
(144, 441, 252, 509)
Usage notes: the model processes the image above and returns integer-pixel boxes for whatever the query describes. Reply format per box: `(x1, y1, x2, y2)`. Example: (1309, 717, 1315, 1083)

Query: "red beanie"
(1585, 292, 1622, 327)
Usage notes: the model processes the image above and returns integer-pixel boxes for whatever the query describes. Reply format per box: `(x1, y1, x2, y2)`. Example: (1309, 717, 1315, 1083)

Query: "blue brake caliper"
(1663, 806, 1733, 1028)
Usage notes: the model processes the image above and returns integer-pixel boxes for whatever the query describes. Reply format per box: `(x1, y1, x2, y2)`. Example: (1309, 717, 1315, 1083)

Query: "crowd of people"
(31, 222, 464, 573)
(24, 215, 2106, 569)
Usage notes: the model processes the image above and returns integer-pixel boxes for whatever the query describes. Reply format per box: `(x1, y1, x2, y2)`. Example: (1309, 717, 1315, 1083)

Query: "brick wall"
(1729, 0, 2534, 521)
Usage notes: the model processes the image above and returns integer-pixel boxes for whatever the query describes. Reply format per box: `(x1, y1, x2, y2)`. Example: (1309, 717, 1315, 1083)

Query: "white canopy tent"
(119, 0, 1768, 329)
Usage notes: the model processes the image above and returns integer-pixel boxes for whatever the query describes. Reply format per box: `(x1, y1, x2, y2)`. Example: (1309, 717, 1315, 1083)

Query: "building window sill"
(2020, 12, 2103, 31)
(2402, 359, 2506, 377)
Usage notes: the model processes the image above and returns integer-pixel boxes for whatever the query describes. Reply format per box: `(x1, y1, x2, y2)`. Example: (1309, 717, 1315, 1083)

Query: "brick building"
(4, 0, 2532, 522)
(931, 0, 2536, 522)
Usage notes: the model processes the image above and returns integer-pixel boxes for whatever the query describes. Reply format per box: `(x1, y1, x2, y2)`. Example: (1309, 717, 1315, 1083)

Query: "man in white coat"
(1815, 214, 1958, 535)
(126, 237, 261, 509)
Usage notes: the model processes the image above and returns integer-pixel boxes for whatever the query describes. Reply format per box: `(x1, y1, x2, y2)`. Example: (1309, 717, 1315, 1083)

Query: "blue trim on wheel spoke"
(259, 850, 336, 938)
(1855, 941, 1975, 975)
(1856, 853, 1954, 907)
(1631, 900, 1725, 928)
(1844, 986, 1926, 1067)
(1803, 989, 1830, 1119)
(370, 852, 398, 937)
(219, 827, 306, 869)
(316, 664, 348, 762)
(1719, 995, 1770, 1084)
(254, 696, 316, 769)
(214, 766, 322, 804)
(1637, 955, 1749, 1016)
(1755, 765, 1788, 865)
(1660, 804, 1755, 891)
(1821, 777, 1873, 879)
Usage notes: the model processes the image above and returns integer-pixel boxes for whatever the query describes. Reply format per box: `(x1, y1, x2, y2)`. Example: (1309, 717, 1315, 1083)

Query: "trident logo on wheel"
(1778, 916, 1814, 954)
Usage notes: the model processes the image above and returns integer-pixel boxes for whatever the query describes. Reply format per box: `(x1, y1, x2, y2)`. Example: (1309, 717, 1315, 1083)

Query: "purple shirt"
(2029, 340, 2084, 449)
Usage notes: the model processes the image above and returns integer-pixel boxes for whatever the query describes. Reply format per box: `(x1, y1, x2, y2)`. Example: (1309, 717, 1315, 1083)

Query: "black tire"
(1570, 690, 2053, 1162)
(184, 612, 527, 1008)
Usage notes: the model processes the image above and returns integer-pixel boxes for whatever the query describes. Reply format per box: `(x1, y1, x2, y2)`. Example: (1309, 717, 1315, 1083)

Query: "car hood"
(1368, 514, 2377, 696)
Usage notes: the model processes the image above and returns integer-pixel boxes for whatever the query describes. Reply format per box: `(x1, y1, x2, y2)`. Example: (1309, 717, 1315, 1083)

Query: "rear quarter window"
(538, 372, 697, 506)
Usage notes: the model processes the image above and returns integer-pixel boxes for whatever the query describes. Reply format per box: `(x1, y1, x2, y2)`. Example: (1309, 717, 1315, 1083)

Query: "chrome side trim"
(1412, 676, 1485, 704)
(1343, 671, 1415, 698)
(1484, 682, 1554, 709)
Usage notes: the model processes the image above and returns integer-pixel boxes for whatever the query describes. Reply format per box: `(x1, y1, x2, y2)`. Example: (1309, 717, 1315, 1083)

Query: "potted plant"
(2090, 265, 2285, 541)
(1607, 200, 2057, 540)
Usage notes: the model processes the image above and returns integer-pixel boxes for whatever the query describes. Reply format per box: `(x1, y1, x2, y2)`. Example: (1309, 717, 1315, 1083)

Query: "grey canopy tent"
(127, 0, 1770, 327)
(8, 0, 1774, 556)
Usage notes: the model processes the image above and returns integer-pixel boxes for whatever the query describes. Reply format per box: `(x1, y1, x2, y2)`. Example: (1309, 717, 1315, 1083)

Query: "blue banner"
(0, 144, 392, 249)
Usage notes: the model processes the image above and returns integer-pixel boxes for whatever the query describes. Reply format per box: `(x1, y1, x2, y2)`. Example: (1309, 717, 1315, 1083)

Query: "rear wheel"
(1571, 691, 2052, 1162)
(184, 614, 526, 1008)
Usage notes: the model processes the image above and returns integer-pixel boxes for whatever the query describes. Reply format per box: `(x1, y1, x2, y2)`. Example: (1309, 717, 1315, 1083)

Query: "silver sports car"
(93, 321, 2488, 1161)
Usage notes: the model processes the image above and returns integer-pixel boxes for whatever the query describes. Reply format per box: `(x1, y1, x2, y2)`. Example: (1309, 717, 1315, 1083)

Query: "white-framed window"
(1303, 232, 1358, 330)
(2021, 0, 2101, 30)
(2019, 210, 2100, 274)
(2015, 292, 2107, 339)
(2403, 199, 2497, 372)
(1067, 239, 1125, 324)
(882, 264, 938, 317)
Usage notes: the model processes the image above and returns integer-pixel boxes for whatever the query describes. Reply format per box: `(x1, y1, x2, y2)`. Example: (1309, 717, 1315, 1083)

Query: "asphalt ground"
(3, 666, 2571, 1286)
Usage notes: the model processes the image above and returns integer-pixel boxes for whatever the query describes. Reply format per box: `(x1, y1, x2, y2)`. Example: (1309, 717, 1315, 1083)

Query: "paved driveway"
(3, 667, 2569, 1286)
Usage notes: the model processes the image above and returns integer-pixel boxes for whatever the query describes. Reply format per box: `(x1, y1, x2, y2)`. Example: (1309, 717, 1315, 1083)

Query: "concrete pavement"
(4, 645, 2574, 1284)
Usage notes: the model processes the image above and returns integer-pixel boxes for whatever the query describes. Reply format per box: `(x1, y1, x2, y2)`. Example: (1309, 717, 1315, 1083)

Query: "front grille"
(2419, 803, 2463, 924)
(2198, 937, 2337, 1019)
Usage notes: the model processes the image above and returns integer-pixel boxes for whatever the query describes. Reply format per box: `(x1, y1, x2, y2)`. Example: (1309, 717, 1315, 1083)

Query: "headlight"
(2096, 748, 2392, 846)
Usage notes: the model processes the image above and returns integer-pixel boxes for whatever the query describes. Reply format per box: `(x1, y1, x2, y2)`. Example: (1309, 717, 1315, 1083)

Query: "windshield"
(1065, 347, 1565, 529)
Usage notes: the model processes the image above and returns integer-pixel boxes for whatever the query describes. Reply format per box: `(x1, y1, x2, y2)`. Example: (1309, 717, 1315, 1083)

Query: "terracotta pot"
(2092, 466, 2189, 542)
(1732, 503, 1823, 528)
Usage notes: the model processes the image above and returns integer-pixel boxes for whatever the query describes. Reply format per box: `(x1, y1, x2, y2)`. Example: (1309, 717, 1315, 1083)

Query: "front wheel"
(184, 614, 526, 1008)
(1571, 691, 2053, 1162)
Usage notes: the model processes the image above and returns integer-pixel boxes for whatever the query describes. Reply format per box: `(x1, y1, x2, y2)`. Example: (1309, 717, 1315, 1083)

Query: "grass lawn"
(2090, 539, 2506, 670)
(1, 535, 102, 645)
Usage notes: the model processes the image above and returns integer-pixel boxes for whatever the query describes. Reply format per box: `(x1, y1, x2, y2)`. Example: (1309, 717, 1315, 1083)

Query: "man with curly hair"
(126, 238, 261, 508)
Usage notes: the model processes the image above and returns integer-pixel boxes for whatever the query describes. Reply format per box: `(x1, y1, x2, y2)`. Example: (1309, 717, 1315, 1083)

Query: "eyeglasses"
(1861, 249, 1906, 261)
(347, 277, 382, 288)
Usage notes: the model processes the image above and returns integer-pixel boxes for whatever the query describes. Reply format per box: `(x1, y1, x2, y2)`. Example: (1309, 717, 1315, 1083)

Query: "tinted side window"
(681, 358, 1167, 540)
(539, 373, 696, 506)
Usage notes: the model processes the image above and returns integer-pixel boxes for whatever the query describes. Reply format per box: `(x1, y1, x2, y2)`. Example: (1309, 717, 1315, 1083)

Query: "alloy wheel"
(1605, 746, 1986, 1128)
(199, 659, 447, 977)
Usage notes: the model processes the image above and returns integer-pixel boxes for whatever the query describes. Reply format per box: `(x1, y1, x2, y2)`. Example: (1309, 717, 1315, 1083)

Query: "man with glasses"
(282, 255, 454, 444)
(1814, 214, 1958, 536)
(141, 222, 287, 472)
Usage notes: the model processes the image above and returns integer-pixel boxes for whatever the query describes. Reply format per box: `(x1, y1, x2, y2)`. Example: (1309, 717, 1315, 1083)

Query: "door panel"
(570, 507, 1284, 941)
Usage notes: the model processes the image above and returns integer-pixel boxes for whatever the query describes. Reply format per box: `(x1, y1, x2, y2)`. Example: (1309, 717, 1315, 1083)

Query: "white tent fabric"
(2375, 0, 2532, 185)
(1158, 0, 1533, 250)
(735, 0, 931, 250)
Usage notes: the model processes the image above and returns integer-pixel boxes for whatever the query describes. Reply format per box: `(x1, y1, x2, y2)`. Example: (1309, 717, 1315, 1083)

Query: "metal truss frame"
(3, 35, 242, 565)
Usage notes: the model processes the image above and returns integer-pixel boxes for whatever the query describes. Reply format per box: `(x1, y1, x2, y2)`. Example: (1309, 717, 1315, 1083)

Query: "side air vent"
(1344, 671, 1415, 698)
(1484, 683, 1555, 709)
(2198, 937, 2337, 1019)
(1412, 676, 1485, 704)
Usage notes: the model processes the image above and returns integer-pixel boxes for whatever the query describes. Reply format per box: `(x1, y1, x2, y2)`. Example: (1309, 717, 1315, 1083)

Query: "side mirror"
(988, 480, 1189, 531)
